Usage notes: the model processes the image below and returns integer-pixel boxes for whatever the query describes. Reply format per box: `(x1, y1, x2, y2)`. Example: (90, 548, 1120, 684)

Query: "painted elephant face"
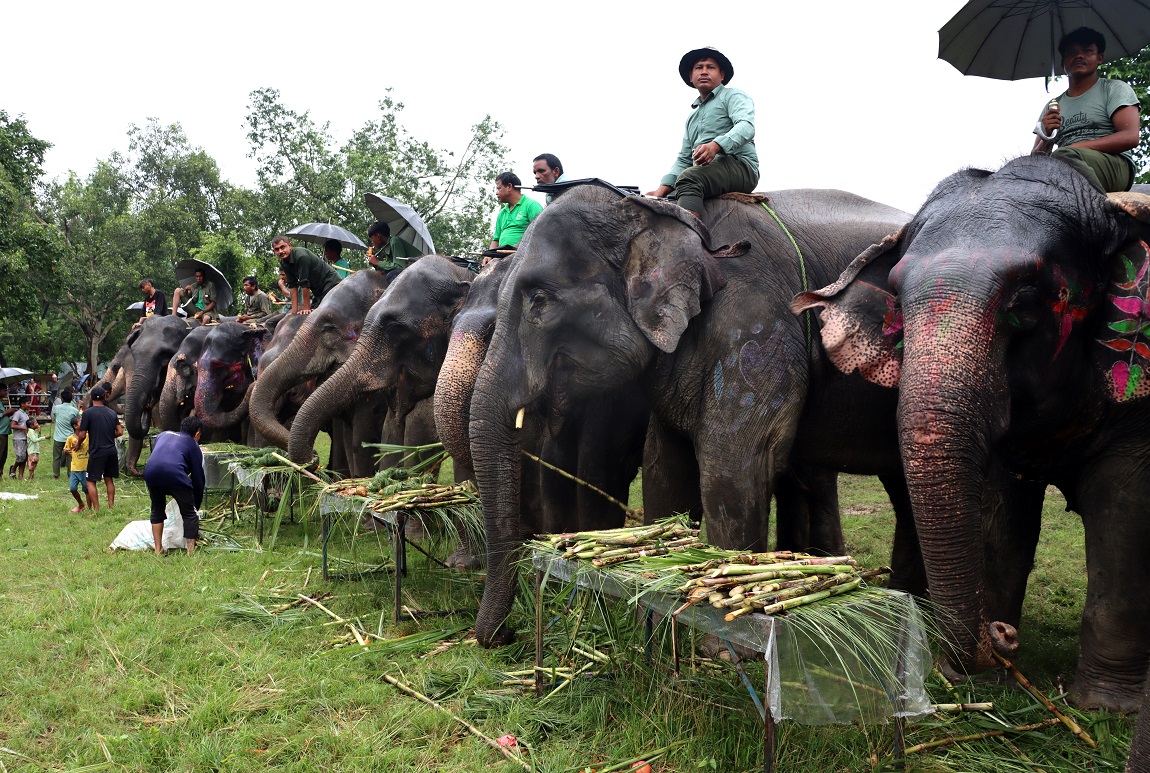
(795, 156, 1150, 697)
(195, 322, 267, 429)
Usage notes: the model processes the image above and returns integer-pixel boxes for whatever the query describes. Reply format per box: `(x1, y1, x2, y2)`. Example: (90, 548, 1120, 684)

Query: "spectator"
(323, 239, 353, 278)
(365, 222, 422, 275)
(532, 153, 568, 204)
(62, 415, 90, 512)
(25, 420, 42, 481)
(139, 278, 169, 317)
(27, 379, 42, 414)
(171, 269, 218, 322)
(145, 416, 206, 555)
(51, 388, 80, 479)
(646, 47, 758, 216)
(236, 276, 273, 323)
(487, 172, 543, 264)
(46, 374, 59, 407)
(0, 385, 13, 477)
(9, 397, 30, 480)
(271, 235, 342, 315)
(76, 385, 122, 510)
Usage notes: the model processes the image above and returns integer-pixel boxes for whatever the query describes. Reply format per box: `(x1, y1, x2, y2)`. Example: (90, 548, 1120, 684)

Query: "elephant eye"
(527, 289, 548, 311)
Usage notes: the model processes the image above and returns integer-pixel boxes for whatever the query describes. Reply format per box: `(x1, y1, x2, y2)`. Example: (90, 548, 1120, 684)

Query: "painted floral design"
(1098, 241, 1150, 401)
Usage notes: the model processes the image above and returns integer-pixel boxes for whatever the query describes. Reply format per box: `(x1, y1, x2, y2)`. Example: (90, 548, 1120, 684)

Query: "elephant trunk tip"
(990, 621, 1019, 657)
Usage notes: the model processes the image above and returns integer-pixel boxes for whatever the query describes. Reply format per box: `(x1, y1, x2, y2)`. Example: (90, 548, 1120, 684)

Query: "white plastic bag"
(109, 500, 192, 551)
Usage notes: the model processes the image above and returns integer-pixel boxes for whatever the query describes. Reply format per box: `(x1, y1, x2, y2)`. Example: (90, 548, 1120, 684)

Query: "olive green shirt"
(239, 289, 272, 320)
(370, 236, 423, 272)
(661, 83, 759, 188)
(281, 246, 342, 305)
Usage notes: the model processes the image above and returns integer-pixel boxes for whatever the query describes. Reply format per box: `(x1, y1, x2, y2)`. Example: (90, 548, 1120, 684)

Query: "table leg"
(535, 567, 545, 697)
(764, 660, 776, 773)
(321, 510, 330, 582)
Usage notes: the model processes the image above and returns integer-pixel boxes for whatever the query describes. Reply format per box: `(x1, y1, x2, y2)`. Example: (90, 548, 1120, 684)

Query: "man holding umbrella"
(366, 221, 421, 276)
(271, 235, 342, 316)
(171, 269, 218, 322)
(1031, 27, 1141, 193)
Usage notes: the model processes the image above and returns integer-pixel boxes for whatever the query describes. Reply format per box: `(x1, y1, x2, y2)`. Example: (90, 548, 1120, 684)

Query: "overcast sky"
(5, 0, 1066, 217)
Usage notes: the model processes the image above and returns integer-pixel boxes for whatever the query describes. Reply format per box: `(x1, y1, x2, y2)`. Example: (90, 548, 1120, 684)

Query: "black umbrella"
(940, 0, 1150, 81)
(174, 259, 233, 313)
(284, 222, 368, 251)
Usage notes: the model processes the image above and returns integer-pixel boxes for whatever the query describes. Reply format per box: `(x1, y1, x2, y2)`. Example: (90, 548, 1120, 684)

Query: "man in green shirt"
(236, 276, 273, 323)
(172, 269, 219, 322)
(647, 47, 759, 215)
(323, 239, 354, 278)
(489, 172, 543, 251)
(0, 384, 14, 477)
(50, 387, 81, 479)
(366, 222, 422, 277)
(271, 235, 343, 315)
(1031, 27, 1141, 193)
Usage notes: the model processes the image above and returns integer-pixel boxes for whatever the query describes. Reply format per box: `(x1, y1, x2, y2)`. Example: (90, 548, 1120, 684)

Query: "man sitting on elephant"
(365, 221, 421, 277)
(236, 276, 272, 323)
(271, 235, 343, 316)
(646, 46, 759, 215)
(1032, 27, 1140, 193)
(171, 269, 218, 322)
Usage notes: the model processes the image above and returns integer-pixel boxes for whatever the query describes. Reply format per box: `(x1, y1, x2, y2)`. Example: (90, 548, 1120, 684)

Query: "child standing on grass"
(25, 420, 42, 481)
(62, 415, 91, 512)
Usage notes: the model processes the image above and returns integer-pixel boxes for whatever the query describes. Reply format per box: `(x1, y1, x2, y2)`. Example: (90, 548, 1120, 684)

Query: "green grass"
(0, 444, 1134, 772)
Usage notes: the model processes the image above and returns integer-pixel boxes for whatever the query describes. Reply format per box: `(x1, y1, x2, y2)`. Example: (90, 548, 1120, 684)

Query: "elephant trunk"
(155, 364, 184, 431)
(250, 328, 316, 449)
(124, 365, 161, 440)
(897, 289, 1016, 676)
(195, 356, 252, 431)
(435, 322, 491, 483)
(289, 353, 384, 465)
(470, 333, 532, 647)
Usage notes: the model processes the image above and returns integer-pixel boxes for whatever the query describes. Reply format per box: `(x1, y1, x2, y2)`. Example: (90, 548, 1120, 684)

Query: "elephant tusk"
(514, 407, 525, 429)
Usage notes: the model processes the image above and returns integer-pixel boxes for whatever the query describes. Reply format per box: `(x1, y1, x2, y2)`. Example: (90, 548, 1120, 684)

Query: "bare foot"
(69, 506, 83, 513)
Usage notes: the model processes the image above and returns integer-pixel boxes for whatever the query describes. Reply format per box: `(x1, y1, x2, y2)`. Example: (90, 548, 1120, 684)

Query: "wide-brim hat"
(679, 47, 734, 86)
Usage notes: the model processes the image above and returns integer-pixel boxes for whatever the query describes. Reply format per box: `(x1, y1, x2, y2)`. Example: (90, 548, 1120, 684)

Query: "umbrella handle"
(1035, 121, 1059, 142)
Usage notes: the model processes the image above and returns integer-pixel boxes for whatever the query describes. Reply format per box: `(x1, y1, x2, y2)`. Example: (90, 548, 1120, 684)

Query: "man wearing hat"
(646, 47, 759, 215)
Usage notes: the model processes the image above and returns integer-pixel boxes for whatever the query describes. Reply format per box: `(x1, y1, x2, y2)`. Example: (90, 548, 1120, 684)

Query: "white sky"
(4, 0, 1064, 217)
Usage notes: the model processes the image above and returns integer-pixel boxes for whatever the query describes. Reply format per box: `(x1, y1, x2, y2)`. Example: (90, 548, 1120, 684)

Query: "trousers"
(672, 154, 759, 214)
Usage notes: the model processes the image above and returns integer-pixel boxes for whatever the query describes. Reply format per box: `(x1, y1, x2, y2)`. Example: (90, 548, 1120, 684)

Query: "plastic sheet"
(533, 551, 931, 725)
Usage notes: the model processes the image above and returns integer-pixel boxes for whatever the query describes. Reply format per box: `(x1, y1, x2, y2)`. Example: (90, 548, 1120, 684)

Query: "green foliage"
(245, 87, 508, 257)
(1099, 46, 1150, 183)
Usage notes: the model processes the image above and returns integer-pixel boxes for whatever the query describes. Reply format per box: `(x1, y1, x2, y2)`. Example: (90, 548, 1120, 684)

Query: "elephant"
(193, 321, 269, 442)
(249, 270, 390, 477)
(121, 315, 197, 475)
(793, 154, 1150, 712)
(1130, 670, 1150, 771)
(156, 326, 211, 432)
(426, 247, 651, 575)
(467, 184, 917, 646)
(287, 256, 472, 483)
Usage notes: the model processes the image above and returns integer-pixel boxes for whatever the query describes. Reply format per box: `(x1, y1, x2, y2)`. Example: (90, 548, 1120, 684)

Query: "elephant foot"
(445, 545, 483, 570)
(939, 657, 1009, 687)
(698, 634, 759, 663)
(403, 515, 428, 541)
(476, 623, 516, 648)
(1070, 675, 1145, 714)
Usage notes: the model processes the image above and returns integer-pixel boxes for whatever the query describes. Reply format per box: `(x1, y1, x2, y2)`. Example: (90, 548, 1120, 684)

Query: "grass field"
(0, 435, 1134, 772)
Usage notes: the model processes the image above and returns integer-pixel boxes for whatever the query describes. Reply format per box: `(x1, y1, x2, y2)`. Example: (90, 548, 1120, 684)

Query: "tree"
(0, 111, 59, 369)
(40, 121, 246, 376)
(244, 88, 507, 257)
(1100, 46, 1150, 183)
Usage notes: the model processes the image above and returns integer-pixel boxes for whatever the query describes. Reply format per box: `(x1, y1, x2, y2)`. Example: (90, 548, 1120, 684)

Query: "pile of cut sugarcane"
(321, 476, 479, 516)
(675, 553, 888, 621)
(538, 520, 890, 620)
(544, 521, 704, 567)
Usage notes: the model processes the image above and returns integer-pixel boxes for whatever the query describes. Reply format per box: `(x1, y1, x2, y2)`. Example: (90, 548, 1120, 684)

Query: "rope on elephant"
(759, 202, 813, 360)
(520, 449, 639, 522)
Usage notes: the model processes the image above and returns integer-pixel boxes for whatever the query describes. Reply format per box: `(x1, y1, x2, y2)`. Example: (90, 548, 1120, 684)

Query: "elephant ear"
(1095, 193, 1150, 403)
(791, 228, 906, 388)
(614, 196, 734, 353)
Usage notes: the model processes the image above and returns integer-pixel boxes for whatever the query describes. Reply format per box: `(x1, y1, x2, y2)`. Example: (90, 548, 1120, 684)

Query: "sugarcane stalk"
(735, 577, 862, 620)
(993, 652, 1097, 749)
(298, 594, 345, 623)
(904, 718, 1061, 754)
(380, 672, 531, 771)
(932, 702, 994, 712)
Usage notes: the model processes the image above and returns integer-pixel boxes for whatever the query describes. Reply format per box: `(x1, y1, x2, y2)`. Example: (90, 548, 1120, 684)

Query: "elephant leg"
(573, 391, 646, 533)
(980, 462, 1044, 631)
(880, 472, 928, 597)
(125, 436, 145, 477)
(1129, 663, 1150, 771)
(1071, 457, 1150, 712)
(775, 465, 844, 554)
(349, 403, 383, 478)
(327, 420, 350, 477)
(642, 417, 702, 525)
